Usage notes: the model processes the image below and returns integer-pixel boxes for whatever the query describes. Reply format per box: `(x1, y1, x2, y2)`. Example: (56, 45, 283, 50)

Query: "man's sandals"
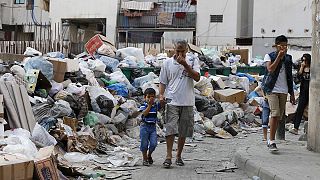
(163, 158, 184, 168)
(163, 159, 172, 168)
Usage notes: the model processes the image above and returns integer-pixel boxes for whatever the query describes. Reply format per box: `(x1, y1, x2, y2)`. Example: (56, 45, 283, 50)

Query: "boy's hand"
(148, 97, 155, 106)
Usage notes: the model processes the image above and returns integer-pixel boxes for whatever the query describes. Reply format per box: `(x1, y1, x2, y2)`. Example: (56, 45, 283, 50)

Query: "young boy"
(139, 88, 161, 166)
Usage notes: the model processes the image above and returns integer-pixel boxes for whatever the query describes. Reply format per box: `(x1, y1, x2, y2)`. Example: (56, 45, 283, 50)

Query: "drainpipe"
(0, 3, 5, 29)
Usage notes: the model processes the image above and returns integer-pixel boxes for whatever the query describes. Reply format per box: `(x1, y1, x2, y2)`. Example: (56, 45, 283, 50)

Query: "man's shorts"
(163, 104, 194, 137)
(266, 93, 287, 118)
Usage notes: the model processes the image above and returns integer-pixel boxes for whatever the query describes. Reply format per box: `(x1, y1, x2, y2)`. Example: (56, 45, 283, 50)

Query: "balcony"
(117, 12, 197, 29)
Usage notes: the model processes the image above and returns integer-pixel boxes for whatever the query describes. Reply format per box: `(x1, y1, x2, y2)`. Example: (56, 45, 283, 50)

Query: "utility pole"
(308, 0, 320, 152)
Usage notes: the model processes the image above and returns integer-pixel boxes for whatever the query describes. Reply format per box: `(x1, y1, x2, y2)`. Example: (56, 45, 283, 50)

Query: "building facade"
(0, 0, 49, 41)
(196, 0, 312, 58)
(49, 0, 118, 46)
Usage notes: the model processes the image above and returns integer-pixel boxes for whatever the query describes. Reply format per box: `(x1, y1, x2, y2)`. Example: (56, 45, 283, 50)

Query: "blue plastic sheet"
(24, 56, 54, 80)
(107, 83, 129, 97)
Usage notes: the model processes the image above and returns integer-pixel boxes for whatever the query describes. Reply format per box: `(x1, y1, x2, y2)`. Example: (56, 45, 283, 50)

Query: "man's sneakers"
(268, 143, 278, 152)
(289, 128, 299, 135)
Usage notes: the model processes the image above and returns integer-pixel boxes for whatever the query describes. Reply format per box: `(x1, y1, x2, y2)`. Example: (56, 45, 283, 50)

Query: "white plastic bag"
(87, 59, 106, 72)
(24, 47, 42, 56)
(194, 77, 214, 97)
(97, 44, 116, 57)
(31, 123, 57, 146)
(116, 47, 144, 62)
(64, 152, 97, 163)
(3, 135, 38, 159)
(65, 83, 85, 95)
(133, 72, 158, 88)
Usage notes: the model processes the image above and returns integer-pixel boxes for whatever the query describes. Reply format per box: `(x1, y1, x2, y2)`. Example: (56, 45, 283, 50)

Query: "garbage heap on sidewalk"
(0, 35, 294, 179)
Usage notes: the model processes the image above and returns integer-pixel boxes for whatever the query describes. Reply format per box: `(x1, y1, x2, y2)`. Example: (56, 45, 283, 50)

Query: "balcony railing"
(118, 12, 196, 29)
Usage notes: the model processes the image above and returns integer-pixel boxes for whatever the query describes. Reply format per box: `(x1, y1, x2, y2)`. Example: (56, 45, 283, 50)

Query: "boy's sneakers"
(289, 128, 299, 135)
(143, 160, 150, 166)
(268, 143, 278, 152)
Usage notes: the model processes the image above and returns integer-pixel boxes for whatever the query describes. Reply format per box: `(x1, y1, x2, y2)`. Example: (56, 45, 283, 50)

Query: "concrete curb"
(233, 147, 281, 180)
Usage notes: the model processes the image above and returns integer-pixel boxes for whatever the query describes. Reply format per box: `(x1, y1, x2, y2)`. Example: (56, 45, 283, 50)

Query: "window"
(14, 0, 25, 4)
(210, 15, 223, 23)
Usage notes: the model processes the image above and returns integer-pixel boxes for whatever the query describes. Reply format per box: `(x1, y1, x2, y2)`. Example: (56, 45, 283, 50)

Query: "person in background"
(262, 35, 295, 152)
(289, 53, 311, 135)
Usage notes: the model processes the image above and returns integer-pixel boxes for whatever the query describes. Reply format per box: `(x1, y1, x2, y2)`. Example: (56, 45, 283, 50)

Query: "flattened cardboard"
(188, 43, 203, 55)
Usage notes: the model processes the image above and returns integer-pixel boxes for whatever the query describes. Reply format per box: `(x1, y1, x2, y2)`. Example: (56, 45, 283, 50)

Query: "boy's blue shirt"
(139, 102, 161, 124)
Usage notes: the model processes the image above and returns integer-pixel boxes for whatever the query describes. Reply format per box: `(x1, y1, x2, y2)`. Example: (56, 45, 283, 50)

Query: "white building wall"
(0, 0, 49, 25)
(252, 0, 312, 58)
(196, 0, 238, 47)
(50, 0, 119, 44)
(253, 0, 312, 38)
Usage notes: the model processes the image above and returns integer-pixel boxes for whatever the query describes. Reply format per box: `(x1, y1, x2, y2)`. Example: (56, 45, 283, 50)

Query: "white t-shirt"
(264, 54, 288, 94)
(159, 55, 200, 106)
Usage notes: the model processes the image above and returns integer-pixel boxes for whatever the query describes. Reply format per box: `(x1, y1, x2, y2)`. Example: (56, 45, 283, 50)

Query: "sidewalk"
(234, 133, 320, 180)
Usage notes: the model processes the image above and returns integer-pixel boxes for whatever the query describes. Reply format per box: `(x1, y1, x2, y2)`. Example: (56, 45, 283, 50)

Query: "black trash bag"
(69, 71, 89, 85)
(130, 68, 146, 82)
(201, 99, 223, 119)
(96, 95, 114, 117)
(131, 87, 143, 97)
(195, 94, 210, 112)
(198, 55, 214, 68)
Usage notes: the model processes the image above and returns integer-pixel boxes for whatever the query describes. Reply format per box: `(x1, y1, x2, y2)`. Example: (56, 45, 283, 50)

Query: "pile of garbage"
(0, 35, 282, 179)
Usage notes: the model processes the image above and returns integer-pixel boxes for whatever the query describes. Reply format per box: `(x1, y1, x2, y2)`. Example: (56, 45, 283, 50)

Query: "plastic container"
(216, 67, 232, 76)
(201, 68, 217, 76)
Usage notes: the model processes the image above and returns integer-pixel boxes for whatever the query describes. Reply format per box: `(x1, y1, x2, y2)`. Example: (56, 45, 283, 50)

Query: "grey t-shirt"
(159, 55, 200, 106)
(264, 54, 288, 94)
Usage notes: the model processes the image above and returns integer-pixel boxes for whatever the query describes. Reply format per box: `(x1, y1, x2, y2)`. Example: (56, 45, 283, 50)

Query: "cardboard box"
(248, 99, 260, 107)
(214, 89, 246, 104)
(188, 43, 203, 55)
(63, 117, 78, 131)
(85, 34, 116, 57)
(0, 154, 34, 180)
(229, 49, 249, 64)
(34, 146, 59, 180)
(209, 76, 226, 89)
(48, 58, 67, 83)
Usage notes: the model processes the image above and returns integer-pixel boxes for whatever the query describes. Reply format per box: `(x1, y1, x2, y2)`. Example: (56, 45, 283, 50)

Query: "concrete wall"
(50, 0, 119, 44)
(253, 0, 312, 38)
(196, 0, 238, 46)
(0, 0, 49, 25)
(251, 0, 312, 58)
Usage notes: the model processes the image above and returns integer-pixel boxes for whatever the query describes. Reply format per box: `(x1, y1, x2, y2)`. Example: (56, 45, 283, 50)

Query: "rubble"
(0, 39, 300, 179)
